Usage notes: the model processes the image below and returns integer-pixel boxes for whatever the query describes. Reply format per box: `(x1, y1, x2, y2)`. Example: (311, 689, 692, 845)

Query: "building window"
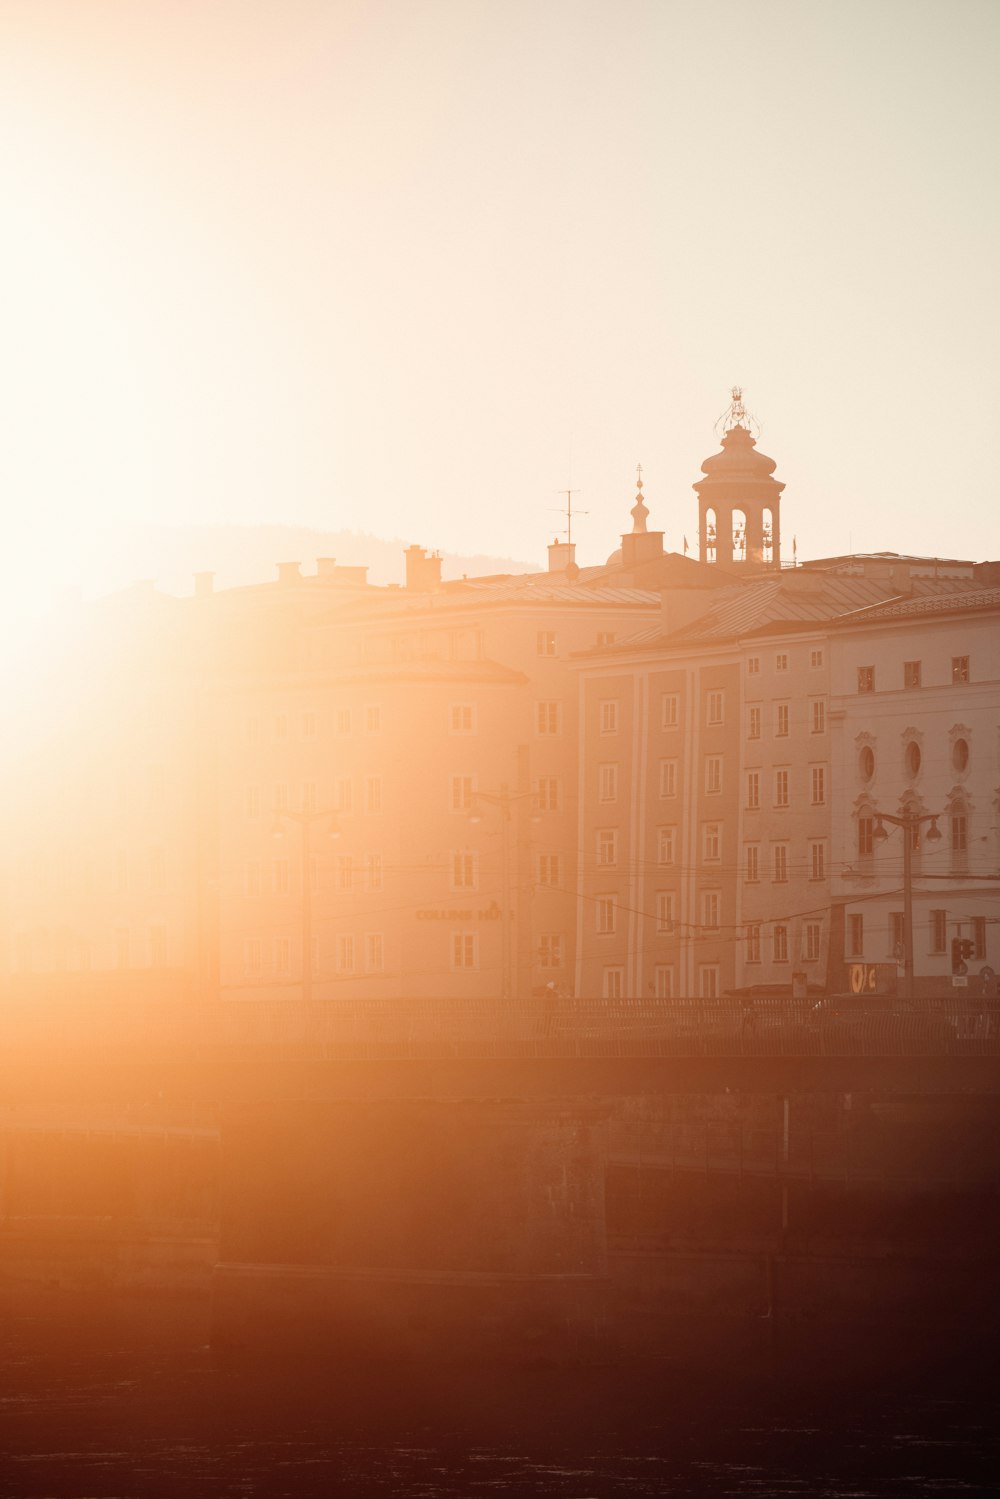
(930, 910, 948, 954)
(275, 714, 288, 740)
(366, 777, 382, 813)
(748, 706, 761, 740)
(450, 704, 475, 734)
(538, 934, 564, 969)
(702, 892, 720, 930)
(858, 666, 875, 694)
(905, 741, 922, 778)
(952, 737, 969, 773)
(746, 771, 760, 809)
(451, 933, 478, 970)
(775, 703, 789, 737)
(699, 966, 720, 998)
(596, 631, 616, 648)
(746, 925, 761, 963)
(859, 744, 876, 782)
(337, 934, 355, 973)
(596, 829, 618, 867)
(661, 693, 679, 728)
(596, 896, 616, 935)
(848, 914, 864, 957)
(274, 782, 290, 813)
(451, 851, 477, 890)
(773, 845, 788, 883)
(904, 661, 921, 689)
(598, 763, 619, 802)
(366, 934, 384, 972)
(952, 655, 970, 684)
(773, 926, 789, 963)
(748, 656, 760, 675)
(535, 777, 560, 812)
(538, 854, 561, 886)
(811, 700, 826, 734)
(973, 916, 986, 960)
(858, 817, 875, 858)
(705, 757, 722, 794)
(451, 775, 474, 812)
(274, 858, 290, 895)
(810, 842, 826, 881)
(654, 965, 674, 998)
(745, 845, 759, 883)
(302, 710, 316, 737)
(366, 854, 383, 891)
(336, 708, 352, 734)
(536, 630, 556, 656)
(703, 824, 721, 861)
(366, 705, 381, 733)
(657, 827, 676, 865)
(600, 700, 619, 734)
(774, 769, 790, 807)
(707, 690, 724, 725)
(656, 891, 675, 933)
(810, 649, 824, 669)
(659, 760, 677, 798)
(890, 912, 904, 958)
(603, 968, 625, 999)
(335, 778, 352, 813)
(246, 715, 260, 743)
(811, 766, 826, 805)
(246, 861, 261, 897)
(775, 653, 788, 672)
(246, 939, 263, 975)
(275, 937, 291, 975)
(338, 856, 353, 891)
(537, 701, 561, 735)
(951, 814, 968, 853)
(804, 923, 821, 962)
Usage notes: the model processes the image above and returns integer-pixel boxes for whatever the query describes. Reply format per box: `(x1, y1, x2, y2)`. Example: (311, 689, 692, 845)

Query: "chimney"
(316, 557, 338, 577)
(193, 571, 215, 598)
(405, 545, 442, 592)
(548, 538, 576, 572)
(277, 561, 301, 586)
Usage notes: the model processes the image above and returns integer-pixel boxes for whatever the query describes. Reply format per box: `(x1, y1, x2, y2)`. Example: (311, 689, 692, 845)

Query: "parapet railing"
(1, 996, 999, 1058)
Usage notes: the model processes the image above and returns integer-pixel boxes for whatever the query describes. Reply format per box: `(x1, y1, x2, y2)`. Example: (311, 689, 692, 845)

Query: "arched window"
(731, 508, 747, 560)
(704, 508, 717, 564)
(762, 507, 774, 565)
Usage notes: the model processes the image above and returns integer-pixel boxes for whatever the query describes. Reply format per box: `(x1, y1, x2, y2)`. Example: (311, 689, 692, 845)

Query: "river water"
(1, 1293, 997, 1497)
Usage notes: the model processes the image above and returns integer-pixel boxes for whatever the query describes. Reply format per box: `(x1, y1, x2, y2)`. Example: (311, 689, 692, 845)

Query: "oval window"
(859, 745, 875, 782)
(952, 738, 969, 773)
(905, 741, 921, 778)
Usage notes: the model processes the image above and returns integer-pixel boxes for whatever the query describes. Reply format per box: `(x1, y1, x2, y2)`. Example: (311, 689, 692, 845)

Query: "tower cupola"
(693, 388, 785, 569)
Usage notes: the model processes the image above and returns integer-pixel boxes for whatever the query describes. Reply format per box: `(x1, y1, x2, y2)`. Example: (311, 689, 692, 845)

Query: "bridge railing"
(1, 996, 999, 1057)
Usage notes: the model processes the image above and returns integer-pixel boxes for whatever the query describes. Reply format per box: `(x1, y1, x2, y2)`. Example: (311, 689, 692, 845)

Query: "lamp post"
(469, 784, 537, 1002)
(873, 809, 942, 1001)
(271, 809, 341, 1003)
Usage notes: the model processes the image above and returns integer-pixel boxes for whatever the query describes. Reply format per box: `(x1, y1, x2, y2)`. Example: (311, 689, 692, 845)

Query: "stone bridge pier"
(212, 1097, 611, 1362)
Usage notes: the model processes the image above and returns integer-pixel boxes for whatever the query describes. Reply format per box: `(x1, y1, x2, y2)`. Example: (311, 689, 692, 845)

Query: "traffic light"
(951, 937, 975, 975)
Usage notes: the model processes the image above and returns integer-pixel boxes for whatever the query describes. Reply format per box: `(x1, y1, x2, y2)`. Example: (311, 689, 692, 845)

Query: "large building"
(2, 396, 996, 1003)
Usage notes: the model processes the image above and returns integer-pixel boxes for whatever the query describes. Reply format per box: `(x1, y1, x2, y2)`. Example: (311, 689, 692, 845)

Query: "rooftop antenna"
(549, 489, 589, 547)
(714, 384, 761, 440)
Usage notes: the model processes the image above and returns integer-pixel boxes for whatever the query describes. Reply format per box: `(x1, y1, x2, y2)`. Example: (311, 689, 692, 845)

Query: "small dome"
(696, 423, 783, 489)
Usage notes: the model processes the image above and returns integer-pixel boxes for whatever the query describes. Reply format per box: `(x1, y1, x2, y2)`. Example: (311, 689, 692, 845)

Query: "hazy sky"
(1, 0, 998, 601)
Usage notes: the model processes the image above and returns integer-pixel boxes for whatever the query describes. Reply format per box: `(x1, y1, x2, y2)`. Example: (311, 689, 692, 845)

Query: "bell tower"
(693, 388, 785, 570)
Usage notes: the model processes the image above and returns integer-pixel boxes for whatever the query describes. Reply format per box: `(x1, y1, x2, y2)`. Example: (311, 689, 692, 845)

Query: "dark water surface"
(1, 1293, 997, 1497)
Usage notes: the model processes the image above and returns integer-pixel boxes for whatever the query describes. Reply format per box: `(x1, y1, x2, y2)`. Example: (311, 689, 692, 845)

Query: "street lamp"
(271, 809, 341, 1003)
(468, 784, 538, 1002)
(872, 809, 942, 1001)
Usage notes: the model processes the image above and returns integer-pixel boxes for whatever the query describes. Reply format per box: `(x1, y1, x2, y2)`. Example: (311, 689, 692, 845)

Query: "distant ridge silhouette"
(88, 524, 541, 598)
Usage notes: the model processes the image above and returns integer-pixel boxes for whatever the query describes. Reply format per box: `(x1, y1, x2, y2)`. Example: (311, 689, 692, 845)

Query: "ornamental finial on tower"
(630, 462, 649, 534)
(716, 384, 760, 439)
